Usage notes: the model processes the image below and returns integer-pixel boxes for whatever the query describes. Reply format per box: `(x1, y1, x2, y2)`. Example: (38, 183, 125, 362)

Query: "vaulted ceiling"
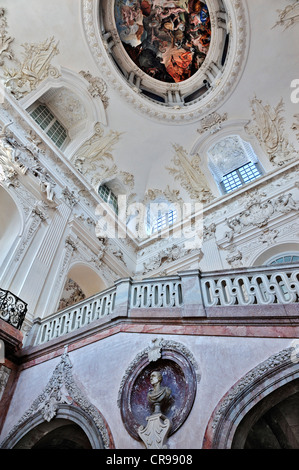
(1, 0, 299, 208)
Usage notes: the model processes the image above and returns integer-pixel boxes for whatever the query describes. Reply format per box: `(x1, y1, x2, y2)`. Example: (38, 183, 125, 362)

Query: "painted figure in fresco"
(115, 0, 211, 83)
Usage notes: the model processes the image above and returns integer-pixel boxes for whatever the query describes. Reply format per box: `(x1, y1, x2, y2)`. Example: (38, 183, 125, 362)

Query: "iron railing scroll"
(0, 288, 27, 330)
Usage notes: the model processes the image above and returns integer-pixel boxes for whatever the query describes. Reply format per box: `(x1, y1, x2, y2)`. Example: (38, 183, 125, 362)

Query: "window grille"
(30, 104, 68, 149)
(151, 209, 177, 234)
(98, 184, 118, 214)
(221, 162, 262, 193)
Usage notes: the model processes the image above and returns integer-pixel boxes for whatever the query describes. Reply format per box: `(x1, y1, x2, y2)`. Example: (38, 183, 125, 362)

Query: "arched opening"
(232, 380, 299, 449)
(57, 263, 107, 311)
(0, 186, 22, 268)
(202, 346, 299, 449)
(252, 243, 299, 267)
(14, 418, 92, 449)
(1, 403, 110, 449)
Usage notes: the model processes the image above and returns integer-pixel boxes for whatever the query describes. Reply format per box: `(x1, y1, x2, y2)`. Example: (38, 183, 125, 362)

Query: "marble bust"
(147, 371, 171, 414)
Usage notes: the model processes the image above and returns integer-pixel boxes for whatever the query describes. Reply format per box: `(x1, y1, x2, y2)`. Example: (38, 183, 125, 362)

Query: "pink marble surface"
(1, 328, 296, 449)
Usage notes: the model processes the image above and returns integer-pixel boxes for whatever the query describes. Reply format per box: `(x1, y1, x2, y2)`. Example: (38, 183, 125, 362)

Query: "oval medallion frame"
(81, 0, 249, 123)
(118, 339, 200, 441)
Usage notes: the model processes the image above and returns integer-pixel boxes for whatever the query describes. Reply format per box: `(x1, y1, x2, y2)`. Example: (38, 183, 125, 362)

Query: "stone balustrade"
(33, 286, 116, 345)
(130, 276, 183, 309)
(201, 265, 299, 306)
(30, 264, 299, 346)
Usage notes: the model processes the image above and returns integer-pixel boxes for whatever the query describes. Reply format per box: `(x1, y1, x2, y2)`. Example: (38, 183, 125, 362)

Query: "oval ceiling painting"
(114, 0, 211, 83)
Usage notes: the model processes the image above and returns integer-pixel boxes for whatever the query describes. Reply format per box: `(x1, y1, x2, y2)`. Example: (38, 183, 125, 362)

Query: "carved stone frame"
(0, 350, 114, 449)
(203, 346, 299, 449)
(0, 404, 109, 449)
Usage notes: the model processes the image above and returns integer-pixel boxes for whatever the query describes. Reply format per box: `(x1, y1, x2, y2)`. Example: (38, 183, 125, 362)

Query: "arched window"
(98, 184, 118, 214)
(208, 135, 263, 194)
(29, 103, 68, 149)
(268, 254, 299, 265)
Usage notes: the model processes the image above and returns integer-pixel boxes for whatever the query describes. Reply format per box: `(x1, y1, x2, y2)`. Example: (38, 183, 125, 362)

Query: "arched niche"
(13, 417, 92, 449)
(20, 67, 108, 158)
(0, 186, 22, 269)
(233, 380, 299, 449)
(67, 263, 107, 297)
(0, 351, 114, 449)
(2, 405, 107, 449)
(57, 262, 107, 311)
(190, 121, 271, 197)
(202, 346, 299, 449)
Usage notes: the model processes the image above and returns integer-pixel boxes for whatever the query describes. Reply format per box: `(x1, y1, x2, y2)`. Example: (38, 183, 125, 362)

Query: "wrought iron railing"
(0, 289, 28, 330)
(31, 264, 299, 346)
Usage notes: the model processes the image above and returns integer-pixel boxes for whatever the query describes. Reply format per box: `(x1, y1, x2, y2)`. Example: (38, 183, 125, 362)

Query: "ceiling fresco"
(114, 0, 211, 83)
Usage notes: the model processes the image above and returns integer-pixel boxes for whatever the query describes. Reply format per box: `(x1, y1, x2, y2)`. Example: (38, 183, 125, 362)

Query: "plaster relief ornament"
(1, 348, 111, 449)
(197, 111, 228, 135)
(141, 243, 194, 275)
(46, 88, 87, 129)
(79, 70, 109, 108)
(0, 8, 14, 66)
(0, 121, 27, 185)
(218, 190, 299, 248)
(72, 122, 135, 202)
(32, 165, 56, 203)
(138, 371, 172, 449)
(167, 144, 214, 202)
(72, 122, 122, 175)
(292, 114, 299, 141)
(0, 365, 10, 402)
(58, 278, 86, 311)
(245, 97, 297, 167)
(3, 36, 60, 99)
(143, 185, 183, 206)
(148, 338, 163, 362)
(272, 0, 299, 30)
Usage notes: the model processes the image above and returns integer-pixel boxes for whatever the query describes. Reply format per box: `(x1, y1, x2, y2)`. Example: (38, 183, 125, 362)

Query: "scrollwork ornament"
(4, 37, 60, 99)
